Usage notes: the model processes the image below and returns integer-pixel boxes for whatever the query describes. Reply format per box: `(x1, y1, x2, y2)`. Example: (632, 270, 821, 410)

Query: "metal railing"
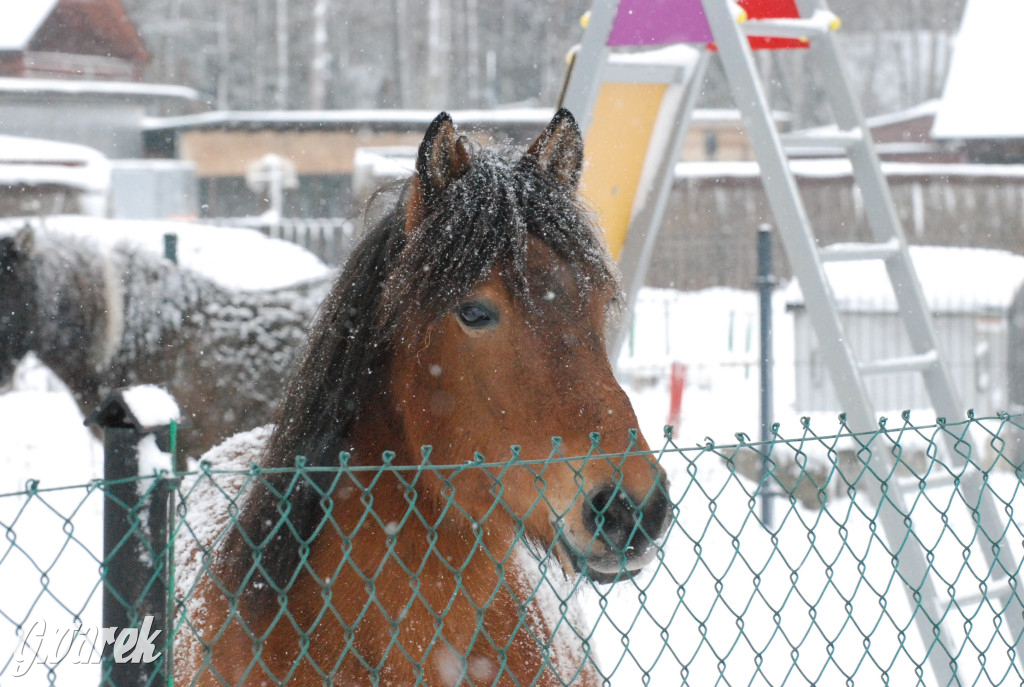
(203, 216, 358, 266)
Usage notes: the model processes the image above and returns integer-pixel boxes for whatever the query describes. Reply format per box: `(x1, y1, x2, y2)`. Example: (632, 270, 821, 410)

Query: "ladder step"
(780, 128, 865, 153)
(819, 239, 901, 262)
(896, 472, 961, 492)
(859, 350, 940, 376)
(741, 10, 841, 41)
(956, 578, 1014, 609)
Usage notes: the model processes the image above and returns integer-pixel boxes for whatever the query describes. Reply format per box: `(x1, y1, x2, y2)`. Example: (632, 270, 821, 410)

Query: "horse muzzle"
(553, 485, 671, 584)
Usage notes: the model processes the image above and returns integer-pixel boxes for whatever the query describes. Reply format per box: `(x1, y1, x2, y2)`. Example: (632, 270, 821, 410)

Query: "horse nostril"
(582, 486, 670, 556)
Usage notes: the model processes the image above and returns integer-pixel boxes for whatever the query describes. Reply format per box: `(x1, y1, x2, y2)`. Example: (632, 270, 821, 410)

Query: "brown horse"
(176, 110, 670, 686)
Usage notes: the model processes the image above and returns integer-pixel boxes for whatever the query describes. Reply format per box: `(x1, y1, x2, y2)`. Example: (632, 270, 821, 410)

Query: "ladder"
(562, 0, 1023, 682)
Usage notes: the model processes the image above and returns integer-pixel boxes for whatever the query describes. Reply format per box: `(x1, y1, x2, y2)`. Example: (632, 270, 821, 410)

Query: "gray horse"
(0, 224, 330, 464)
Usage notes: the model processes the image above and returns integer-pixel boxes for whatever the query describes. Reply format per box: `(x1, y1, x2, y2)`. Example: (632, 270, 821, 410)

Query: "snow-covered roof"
(0, 216, 332, 291)
(145, 108, 558, 133)
(144, 107, 760, 133)
(0, 0, 58, 51)
(784, 245, 1024, 313)
(932, 0, 1024, 139)
(0, 77, 199, 102)
(0, 134, 106, 165)
(674, 159, 1024, 180)
(0, 134, 110, 192)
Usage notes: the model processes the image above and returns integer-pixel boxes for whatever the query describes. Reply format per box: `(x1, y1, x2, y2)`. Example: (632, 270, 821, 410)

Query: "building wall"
(647, 167, 1024, 291)
(793, 310, 1010, 415)
(0, 100, 145, 158)
(179, 129, 424, 178)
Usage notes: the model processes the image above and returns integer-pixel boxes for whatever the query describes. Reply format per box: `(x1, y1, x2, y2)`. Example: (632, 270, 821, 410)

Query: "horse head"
(387, 110, 670, 584)
(0, 225, 36, 391)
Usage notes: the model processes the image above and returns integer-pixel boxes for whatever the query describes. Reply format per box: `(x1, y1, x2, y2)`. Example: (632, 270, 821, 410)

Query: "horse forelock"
(387, 146, 620, 331)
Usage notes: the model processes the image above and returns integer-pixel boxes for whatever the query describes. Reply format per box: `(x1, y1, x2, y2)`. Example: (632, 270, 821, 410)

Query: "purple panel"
(607, 0, 712, 46)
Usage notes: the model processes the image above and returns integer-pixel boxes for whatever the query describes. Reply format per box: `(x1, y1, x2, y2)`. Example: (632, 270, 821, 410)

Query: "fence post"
(163, 232, 178, 264)
(85, 386, 180, 687)
(756, 224, 777, 528)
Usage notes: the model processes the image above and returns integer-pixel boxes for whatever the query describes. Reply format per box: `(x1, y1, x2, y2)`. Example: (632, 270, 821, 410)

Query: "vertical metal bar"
(163, 232, 178, 265)
(91, 395, 174, 687)
(164, 483, 178, 684)
(757, 224, 775, 528)
(559, 0, 620, 135)
(147, 478, 173, 686)
(100, 425, 141, 637)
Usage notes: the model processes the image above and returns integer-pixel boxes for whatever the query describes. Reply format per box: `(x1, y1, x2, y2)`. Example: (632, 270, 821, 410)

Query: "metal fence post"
(85, 386, 179, 687)
(163, 232, 178, 265)
(757, 224, 777, 528)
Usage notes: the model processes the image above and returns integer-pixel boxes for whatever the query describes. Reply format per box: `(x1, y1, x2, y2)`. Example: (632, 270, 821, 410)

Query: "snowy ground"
(1, 223, 1021, 685)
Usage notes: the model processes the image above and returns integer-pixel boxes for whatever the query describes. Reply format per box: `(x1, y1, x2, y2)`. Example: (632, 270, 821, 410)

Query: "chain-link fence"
(2, 413, 1022, 685)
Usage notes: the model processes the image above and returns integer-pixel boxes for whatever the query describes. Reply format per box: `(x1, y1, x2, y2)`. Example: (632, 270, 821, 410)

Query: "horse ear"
(523, 108, 584, 189)
(415, 112, 472, 210)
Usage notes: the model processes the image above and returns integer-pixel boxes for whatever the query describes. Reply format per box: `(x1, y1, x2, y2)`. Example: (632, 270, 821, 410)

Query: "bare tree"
(122, 0, 965, 120)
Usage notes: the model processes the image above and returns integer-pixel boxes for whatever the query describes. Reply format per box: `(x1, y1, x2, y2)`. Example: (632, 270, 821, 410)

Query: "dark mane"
(220, 141, 621, 603)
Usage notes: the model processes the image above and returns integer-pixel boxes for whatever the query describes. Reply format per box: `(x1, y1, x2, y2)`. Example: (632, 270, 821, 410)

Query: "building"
(932, 0, 1024, 163)
(0, 134, 109, 217)
(0, 0, 150, 81)
(786, 246, 1024, 417)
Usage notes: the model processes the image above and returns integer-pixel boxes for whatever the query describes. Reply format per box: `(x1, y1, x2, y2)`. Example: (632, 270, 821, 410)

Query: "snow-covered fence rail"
(1, 413, 1022, 685)
(202, 216, 357, 266)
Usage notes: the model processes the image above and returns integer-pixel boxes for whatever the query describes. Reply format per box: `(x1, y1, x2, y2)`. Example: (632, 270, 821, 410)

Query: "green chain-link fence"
(2, 413, 1022, 685)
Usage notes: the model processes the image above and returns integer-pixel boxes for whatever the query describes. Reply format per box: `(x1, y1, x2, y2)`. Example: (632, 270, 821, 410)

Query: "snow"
(0, 216, 332, 291)
(675, 158, 1024, 179)
(0, 134, 111, 193)
(0, 135, 108, 168)
(0, 1, 58, 51)
(145, 106, 749, 133)
(146, 107, 561, 132)
(0, 77, 199, 103)
(784, 244, 1024, 313)
(607, 43, 701, 67)
(120, 385, 181, 430)
(932, 0, 1024, 139)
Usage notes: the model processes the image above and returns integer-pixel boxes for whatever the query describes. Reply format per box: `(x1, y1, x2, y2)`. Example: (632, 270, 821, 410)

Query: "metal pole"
(87, 390, 175, 687)
(163, 232, 178, 265)
(757, 224, 776, 527)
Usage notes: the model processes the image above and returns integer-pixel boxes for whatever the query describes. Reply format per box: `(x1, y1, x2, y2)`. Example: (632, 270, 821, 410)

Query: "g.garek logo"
(12, 616, 162, 677)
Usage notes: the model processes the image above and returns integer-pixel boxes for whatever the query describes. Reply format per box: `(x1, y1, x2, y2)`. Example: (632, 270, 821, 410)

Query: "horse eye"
(457, 302, 497, 329)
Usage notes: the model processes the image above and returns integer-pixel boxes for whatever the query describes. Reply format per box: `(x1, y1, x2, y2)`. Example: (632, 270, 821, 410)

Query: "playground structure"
(562, 0, 1023, 681)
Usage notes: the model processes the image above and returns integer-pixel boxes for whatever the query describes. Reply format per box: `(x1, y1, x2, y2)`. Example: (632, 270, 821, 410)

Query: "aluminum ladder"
(703, 2, 1022, 681)
(563, 0, 1023, 682)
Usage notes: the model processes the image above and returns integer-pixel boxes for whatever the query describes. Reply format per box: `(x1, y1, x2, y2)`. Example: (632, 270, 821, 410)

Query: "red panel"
(739, 0, 807, 50)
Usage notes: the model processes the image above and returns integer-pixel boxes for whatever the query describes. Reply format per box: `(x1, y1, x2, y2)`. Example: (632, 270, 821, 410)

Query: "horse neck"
(116, 247, 213, 363)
